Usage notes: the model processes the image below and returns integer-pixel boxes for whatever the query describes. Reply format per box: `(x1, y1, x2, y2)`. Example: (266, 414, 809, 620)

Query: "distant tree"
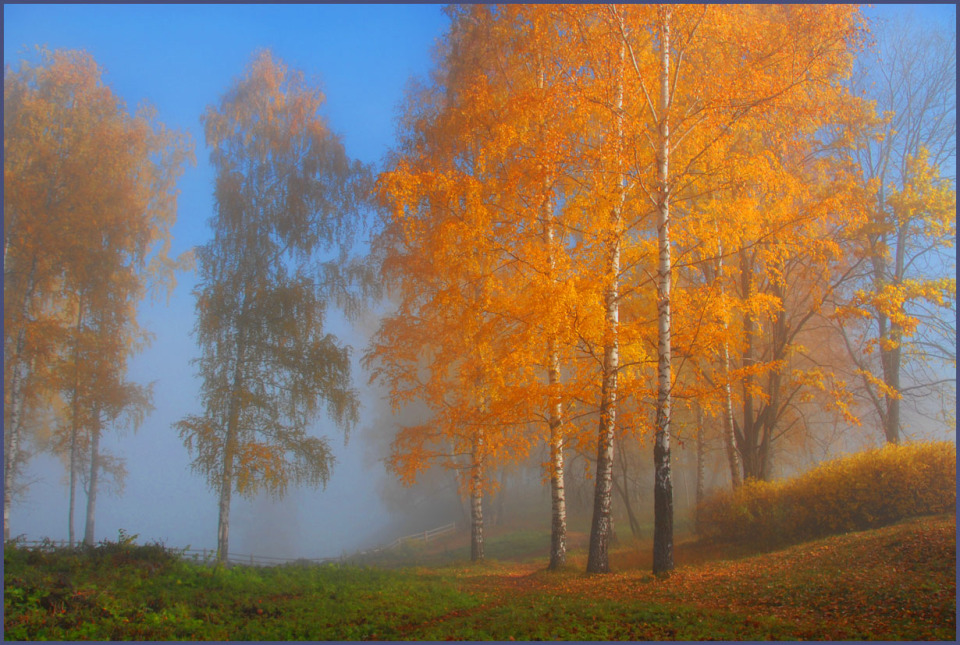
(72, 295, 154, 547)
(3, 48, 192, 543)
(174, 50, 371, 562)
(54, 290, 155, 547)
(839, 16, 957, 444)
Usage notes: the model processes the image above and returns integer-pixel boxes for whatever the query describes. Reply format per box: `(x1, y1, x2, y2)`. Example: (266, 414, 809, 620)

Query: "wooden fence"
(10, 540, 344, 567)
(353, 521, 457, 558)
(179, 548, 341, 567)
(385, 522, 457, 549)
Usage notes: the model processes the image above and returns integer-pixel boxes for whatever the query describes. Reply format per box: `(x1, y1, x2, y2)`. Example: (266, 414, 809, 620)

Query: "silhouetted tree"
(175, 50, 371, 562)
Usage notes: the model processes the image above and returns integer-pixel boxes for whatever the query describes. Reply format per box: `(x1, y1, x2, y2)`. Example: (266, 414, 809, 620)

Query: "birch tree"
(4, 48, 192, 542)
(370, 6, 593, 565)
(370, 69, 533, 562)
(175, 51, 370, 562)
(448, 4, 587, 571)
(840, 15, 957, 443)
(605, 3, 865, 574)
(372, 4, 867, 577)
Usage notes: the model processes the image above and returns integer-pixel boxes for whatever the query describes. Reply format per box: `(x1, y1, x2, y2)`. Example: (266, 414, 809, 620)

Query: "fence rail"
(9, 521, 459, 568)
(8, 540, 341, 568)
(354, 521, 458, 558)
(179, 548, 342, 567)
(386, 521, 457, 549)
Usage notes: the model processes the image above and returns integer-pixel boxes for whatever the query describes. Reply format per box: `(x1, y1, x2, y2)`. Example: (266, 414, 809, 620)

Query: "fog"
(3, 4, 455, 558)
(7, 287, 952, 559)
(4, 4, 955, 562)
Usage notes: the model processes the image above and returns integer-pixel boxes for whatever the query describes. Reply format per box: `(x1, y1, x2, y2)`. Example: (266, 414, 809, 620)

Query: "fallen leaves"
(442, 514, 956, 640)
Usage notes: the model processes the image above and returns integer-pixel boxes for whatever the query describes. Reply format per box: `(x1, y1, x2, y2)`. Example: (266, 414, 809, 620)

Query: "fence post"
(250, 554, 254, 566)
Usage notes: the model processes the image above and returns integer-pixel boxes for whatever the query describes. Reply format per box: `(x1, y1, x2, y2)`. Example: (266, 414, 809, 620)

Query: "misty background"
(3, 3, 955, 560)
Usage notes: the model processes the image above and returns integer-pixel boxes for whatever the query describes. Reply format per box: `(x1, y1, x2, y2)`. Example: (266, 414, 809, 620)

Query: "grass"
(3, 537, 481, 640)
(4, 514, 955, 640)
(350, 527, 568, 568)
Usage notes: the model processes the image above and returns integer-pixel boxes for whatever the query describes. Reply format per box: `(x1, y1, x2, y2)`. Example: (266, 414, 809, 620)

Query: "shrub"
(697, 441, 956, 548)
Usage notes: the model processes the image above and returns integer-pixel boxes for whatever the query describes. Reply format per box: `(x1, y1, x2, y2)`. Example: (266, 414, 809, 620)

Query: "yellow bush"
(697, 441, 956, 547)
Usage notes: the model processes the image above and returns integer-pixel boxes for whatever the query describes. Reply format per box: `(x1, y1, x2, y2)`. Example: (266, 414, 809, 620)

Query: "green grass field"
(4, 514, 955, 640)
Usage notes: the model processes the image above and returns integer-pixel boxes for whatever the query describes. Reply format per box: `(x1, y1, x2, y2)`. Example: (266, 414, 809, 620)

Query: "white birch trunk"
(543, 185, 567, 570)
(68, 410, 79, 547)
(217, 451, 233, 563)
(716, 236, 743, 488)
(83, 409, 101, 547)
(470, 429, 484, 562)
(68, 297, 85, 548)
(652, 7, 675, 576)
(217, 401, 239, 563)
(4, 336, 28, 543)
(218, 340, 246, 563)
(4, 258, 38, 541)
(3, 346, 27, 542)
(548, 336, 566, 569)
(586, 41, 625, 575)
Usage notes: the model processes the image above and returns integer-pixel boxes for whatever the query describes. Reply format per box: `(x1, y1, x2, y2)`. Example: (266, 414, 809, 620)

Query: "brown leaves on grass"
(450, 515, 956, 640)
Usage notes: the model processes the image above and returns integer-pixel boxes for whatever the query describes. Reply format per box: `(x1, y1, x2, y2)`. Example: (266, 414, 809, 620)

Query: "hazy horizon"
(3, 3, 955, 560)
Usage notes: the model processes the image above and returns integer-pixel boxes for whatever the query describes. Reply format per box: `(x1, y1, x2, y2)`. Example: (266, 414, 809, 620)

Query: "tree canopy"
(174, 50, 372, 561)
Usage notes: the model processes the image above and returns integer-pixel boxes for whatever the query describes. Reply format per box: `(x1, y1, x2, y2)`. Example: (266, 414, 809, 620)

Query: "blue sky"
(3, 3, 956, 557)
(4, 3, 451, 557)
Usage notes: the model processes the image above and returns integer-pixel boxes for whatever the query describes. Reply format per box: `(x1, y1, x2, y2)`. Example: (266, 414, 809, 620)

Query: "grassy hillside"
(4, 514, 954, 640)
(697, 441, 956, 548)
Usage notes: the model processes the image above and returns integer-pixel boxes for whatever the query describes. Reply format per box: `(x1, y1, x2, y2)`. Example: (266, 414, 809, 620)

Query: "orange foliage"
(371, 3, 879, 505)
(697, 441, 956, 547)
(4, 47, 193, 537)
